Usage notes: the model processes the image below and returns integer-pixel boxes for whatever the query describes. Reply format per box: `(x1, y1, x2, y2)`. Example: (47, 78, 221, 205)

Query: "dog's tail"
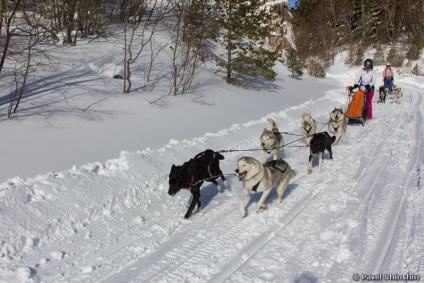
(267, 118, 279, 133)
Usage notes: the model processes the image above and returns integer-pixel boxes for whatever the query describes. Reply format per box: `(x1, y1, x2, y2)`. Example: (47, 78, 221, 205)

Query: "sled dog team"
(169, 110, 350, 219)
(378, 85, 403, 104)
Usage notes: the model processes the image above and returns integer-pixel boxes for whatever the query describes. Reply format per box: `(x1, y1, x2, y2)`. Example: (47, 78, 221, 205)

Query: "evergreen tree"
(183, 0, 218, 51)
(291, 0, 317, 30)
(411, 63, 420, 76)
(373, 46, 385, 65)
(287, 50, 303, 78)
(387, 46, 403, 67)
(214, 0, 278, 84)
(354, 46, 364, 66)
(408, 32, 423, 61)
(306, 58, 326, 78)
(289, 0, 422, 71)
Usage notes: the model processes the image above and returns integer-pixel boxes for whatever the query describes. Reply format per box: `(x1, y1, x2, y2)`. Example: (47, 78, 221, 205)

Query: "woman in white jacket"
(353, 59, 376, 119)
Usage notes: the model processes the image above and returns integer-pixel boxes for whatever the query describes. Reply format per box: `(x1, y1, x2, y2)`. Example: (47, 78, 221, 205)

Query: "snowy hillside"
(1, 36, 424, 282)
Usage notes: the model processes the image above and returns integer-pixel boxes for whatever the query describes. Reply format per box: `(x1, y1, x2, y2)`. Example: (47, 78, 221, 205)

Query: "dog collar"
(186, 181, 194, 187)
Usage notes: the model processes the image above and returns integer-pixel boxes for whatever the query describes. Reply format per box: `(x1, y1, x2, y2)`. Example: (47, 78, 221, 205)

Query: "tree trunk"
(0, 0, 5, 36)
(13, 38, 33, 114)
(226, 29, 231, 83)
(125, 59, 131, 93)
(0, 0, 21, 75)
(124, 19, 128, 93)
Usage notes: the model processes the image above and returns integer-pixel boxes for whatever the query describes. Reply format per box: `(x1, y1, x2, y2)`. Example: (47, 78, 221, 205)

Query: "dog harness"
(303, 126, 313, 134)
(330, 122, 341, 132)
(250, 163, 289, 192)
(252, 181, 261, 192)
(303, 122, 314, 135)
(185, 151, 217, 188)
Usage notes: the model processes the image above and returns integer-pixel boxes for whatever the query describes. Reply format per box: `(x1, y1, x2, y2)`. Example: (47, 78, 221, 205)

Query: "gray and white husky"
(235, 156, 296, 217)
(301, 112, 317, 145)
(260, 118, 284, 162)
(392, 85, 403, 103)
(328, 108, 348, 145)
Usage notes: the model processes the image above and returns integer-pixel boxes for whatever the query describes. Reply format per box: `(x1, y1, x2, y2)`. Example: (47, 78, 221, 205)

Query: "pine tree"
(214, 0, 278, 84)
(387, 46, 403, 67)
(287, 50, 303, 78)
(373, 46, 385, 65)
(408, 32, 423, 61)
(411, 63, 420, 76)
(351, 0, 379, 44)
(354, 46, 364, 66)
(291, 0, 317, 30)
(183, 0, 218, 51)
(306, 58, 326, 78)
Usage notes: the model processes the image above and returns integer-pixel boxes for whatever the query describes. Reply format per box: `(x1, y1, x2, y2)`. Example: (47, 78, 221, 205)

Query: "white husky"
(328, 108, 348, 145)
(235, 156, 296, 217)
(301, 112, 317, 145)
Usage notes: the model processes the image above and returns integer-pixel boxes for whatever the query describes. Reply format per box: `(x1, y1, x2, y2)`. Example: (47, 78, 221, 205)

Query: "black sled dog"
(168, 149, 228, 219)
(308, 132, 336, 173)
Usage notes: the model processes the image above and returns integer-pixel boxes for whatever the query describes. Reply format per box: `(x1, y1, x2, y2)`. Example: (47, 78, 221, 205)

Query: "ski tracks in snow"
(5, 86, 423, 282)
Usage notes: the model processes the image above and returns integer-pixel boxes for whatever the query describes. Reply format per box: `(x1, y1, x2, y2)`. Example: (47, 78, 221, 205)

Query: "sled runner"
(345, 86, 368, 126)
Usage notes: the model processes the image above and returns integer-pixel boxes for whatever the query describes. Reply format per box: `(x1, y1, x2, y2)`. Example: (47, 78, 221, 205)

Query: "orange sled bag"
(345, 90, 365, 118)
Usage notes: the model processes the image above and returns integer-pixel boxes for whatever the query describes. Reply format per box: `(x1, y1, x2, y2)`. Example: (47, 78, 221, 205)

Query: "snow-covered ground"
(0, 33, 423, 282)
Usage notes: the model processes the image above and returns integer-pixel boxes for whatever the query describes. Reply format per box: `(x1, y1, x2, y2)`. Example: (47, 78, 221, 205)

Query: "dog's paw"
(274, 199, 282, 206)
(217, 185, 222, 191)
(223, 180, 229, 187)
(260, 201, 267, 208)
(240, 209, 246, 218)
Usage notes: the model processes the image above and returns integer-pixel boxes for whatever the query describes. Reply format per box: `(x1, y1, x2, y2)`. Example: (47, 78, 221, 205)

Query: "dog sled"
(344, 85, 368, 126)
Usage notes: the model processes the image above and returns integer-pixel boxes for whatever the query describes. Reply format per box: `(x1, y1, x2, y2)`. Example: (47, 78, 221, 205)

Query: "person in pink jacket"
(382, 63, 395, 90)
(353, 59, 376, 119)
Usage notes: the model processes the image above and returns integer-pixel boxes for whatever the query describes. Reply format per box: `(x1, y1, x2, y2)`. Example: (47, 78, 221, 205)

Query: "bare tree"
(166, 0, 215, 95)
(8, 35, 32, 117)
(121, 0, 169, 93)
(146, 37, 169, 83)
(5, 0, 58, 116)
(0, 0, 21, 75)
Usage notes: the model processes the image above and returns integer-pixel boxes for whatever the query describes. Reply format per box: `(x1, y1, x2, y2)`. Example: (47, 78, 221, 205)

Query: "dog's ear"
(246, 157, 255, 164)
(170, 164, 176, 174)
(263, 128, 267, 133)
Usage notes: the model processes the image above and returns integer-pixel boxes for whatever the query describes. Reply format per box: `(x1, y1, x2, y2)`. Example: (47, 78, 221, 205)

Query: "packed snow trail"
(1, 84, 422, 283)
